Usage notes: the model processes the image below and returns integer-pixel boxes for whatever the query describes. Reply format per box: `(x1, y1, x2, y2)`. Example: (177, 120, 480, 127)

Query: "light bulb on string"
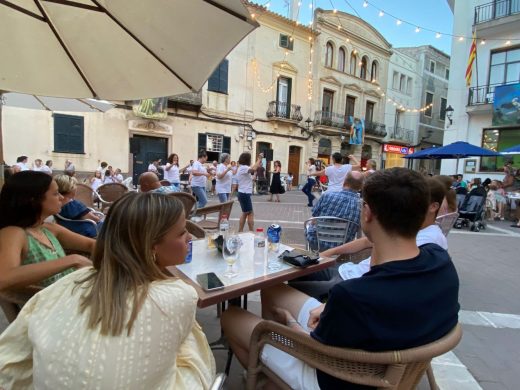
(379, 11, 384, 17)
(363, 1, 368, 8)
(435, 32, 442, 38)
(506, 40, 511, 45)
(396, 19, 402, 25)
(333, 9, 337, 13)
(480, 39, 486, 45)
(458, 36, 464, 41)
(415, 27, 420, 33)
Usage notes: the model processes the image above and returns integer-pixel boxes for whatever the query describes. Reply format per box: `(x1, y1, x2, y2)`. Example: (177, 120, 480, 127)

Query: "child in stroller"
(453, 190, 487, 232)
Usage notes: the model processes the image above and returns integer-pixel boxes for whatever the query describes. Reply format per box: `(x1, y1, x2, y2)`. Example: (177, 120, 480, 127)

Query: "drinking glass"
(223, 234, 242, 278)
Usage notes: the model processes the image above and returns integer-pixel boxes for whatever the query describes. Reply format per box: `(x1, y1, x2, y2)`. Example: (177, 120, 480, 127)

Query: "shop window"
(481, 128, 520, 172)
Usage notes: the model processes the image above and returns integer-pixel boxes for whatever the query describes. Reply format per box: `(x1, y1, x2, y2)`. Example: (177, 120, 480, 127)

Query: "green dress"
(24, 228, 73, 287)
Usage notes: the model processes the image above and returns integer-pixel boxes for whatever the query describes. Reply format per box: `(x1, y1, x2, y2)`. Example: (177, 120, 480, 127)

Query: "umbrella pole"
(456, 158, 460, 174)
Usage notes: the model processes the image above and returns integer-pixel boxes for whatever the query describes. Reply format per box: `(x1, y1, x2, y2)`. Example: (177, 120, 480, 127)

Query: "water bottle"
(185, 240, 192, 263)
(267, 224, 282, 253)
(254, 228, 266, 265)
(219, 214, 229, 235)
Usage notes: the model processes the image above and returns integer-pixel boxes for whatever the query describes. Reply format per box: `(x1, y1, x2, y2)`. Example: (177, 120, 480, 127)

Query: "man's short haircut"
(16, 156, 28, 163)
(427, 177, 446, 209)
(198, 150, 207, 159)
(332, 152, 343, 163)
(101, 162, 108, 168)
(457, 174, 463, 179)
(344, 171, 364, 191)
(362, 168, 429, 238)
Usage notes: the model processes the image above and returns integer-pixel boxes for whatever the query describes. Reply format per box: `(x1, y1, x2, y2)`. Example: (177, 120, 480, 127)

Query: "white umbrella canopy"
(0, 0, 258, 100)
(2, 92, 114, 112)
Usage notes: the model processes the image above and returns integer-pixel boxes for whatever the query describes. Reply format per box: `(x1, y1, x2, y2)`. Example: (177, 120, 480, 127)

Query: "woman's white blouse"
(0, 268, 215, 389)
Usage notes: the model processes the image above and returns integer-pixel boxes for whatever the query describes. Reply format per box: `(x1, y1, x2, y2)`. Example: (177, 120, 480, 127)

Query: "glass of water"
(223, 234, 242, 278)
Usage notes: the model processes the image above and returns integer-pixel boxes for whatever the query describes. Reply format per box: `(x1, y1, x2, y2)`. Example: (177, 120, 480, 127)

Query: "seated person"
(0, 193, 216, 388)
(293, 177, 448, 299)
(221, 168, 459, 390)
(467, 177, 487, 198)
(305, 171, 363, 251)
(0, 171, 94, 289)
(55, 175, 103, 238)
(139, 172, 179, 193)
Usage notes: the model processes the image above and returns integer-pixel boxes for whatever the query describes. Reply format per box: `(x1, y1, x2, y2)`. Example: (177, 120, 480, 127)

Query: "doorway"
(130, 134, 168, 184)
(288, 146, 301, 186)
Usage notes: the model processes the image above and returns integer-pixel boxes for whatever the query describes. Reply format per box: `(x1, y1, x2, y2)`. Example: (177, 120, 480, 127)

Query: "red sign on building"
(383, 144, 415, 155)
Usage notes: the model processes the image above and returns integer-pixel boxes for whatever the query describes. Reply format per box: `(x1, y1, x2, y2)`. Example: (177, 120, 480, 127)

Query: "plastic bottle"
(219, 214, 229, 235)
(254, 228, 266, 265)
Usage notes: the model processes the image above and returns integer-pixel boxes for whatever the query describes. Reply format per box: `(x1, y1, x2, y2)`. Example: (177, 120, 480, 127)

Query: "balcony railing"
(365, 121, 387, 137)
(475, 0, 520, 24)
(266, 101, 303, 121)
(313, 110, 352, 128)
(388, 126, 414, 143)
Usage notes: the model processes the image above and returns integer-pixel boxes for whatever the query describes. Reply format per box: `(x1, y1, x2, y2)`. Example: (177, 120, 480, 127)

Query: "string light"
(435, 32, 442, 39)
(415, 27, 420, 33)
(480, 39, 486, 45)
(396, 19, 402, 25)
(363, 1, 368, 7)
(378, 11, 384, 17)
(458, 36, 464, 41)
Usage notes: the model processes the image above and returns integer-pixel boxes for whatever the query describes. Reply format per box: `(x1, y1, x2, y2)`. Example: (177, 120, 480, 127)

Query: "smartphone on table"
(196, 272, 225, 291)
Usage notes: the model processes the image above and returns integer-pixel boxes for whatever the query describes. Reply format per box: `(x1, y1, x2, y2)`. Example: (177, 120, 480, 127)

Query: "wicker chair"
(246, 320, 462, 390)
(96, 183, 128, 212)
(435, 212, 460, 237)
(304, 216, 359, 252)
(0, 286, 42, 323)
(168, 192, 198, 219)
(193, 200, 234, 231)
(186, 220, 205, 239)
(75, 183, 96, 209)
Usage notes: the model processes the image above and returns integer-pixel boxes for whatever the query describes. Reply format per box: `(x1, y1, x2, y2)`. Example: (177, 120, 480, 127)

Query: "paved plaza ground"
(1, 190, 519, 389)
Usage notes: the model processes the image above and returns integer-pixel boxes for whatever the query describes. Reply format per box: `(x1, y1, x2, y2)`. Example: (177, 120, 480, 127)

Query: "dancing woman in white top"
(0, 193, 216, 389)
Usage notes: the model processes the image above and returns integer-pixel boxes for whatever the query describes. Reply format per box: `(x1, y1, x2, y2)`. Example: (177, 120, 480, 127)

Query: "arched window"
(371, 61, 378, 82)
(349, 52, 357, 75)
(360, 56, 368, 79)
(325, 41, 334, 67)
(338, 47, 346, 72)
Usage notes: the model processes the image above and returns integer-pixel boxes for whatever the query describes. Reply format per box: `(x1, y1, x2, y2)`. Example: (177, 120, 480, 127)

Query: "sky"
(250, 0, 454, 55)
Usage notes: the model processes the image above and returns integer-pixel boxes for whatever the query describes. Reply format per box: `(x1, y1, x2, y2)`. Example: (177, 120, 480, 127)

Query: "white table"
(167, 232, 335, 308)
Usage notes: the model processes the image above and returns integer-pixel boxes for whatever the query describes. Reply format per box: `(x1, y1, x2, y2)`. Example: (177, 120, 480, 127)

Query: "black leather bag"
(279, 249, 320, 268)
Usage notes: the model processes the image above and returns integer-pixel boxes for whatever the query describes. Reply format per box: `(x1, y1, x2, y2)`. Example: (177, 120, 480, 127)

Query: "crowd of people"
(2, 146, 518, 388)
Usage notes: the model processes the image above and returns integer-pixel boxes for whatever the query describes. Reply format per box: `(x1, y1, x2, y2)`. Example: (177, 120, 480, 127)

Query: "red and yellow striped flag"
(465, 32, 477, 87)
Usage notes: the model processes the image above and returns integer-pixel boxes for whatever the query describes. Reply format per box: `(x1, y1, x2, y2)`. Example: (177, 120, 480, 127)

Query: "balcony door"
(365, 101, 375, 123)
(345, 95, 356, 120)
(276, 77, 292, 118)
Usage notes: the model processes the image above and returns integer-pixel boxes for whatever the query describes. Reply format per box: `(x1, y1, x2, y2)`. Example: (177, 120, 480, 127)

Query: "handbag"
(279, 249, 320, 268)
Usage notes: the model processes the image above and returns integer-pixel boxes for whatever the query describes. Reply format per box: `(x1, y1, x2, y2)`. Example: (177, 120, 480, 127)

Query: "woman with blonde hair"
(55, 174, 103, 238)
(0, 193, 215, 388)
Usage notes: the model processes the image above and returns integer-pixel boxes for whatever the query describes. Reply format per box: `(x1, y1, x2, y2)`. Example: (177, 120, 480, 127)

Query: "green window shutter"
(54, 114, 84, 153)
(198, 133, 207, 152)
(220, 60, 228, 94)
(223, 136, 231, 154)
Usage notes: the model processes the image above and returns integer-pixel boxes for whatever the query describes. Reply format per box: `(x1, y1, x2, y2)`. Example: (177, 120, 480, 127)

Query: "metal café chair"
(303, 216, 359, 252)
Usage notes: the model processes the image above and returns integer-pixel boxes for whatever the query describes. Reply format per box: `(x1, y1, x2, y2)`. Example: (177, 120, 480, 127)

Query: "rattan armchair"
(246, 320, 462, 390)
(168, 192, 198, 219)
(193, 200, 234, 231)
(96, 183, 128, 212)
(75, 183, 96, 209)
(0, 285, 42, 323)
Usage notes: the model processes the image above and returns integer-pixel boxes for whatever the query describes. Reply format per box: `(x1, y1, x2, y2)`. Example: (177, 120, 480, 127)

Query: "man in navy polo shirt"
(221, 168, 459, 389)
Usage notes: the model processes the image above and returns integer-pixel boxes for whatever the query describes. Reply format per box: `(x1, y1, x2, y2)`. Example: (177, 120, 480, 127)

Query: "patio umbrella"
(500, 144, 520, 155)
(1, 92, 114, 113)
(404, 141, 502, 173)
(0, 0, 258, 100)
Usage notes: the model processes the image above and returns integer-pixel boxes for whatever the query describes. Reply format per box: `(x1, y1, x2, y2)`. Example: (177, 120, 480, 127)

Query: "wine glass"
(223, 234, 242, 278)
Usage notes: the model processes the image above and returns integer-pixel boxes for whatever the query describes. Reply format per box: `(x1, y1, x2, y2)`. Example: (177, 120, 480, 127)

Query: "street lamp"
(445, 105, 454, 125)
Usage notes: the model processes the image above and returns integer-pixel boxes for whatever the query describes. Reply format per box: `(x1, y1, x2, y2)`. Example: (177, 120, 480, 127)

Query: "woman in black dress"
(268, 160, 284, 202)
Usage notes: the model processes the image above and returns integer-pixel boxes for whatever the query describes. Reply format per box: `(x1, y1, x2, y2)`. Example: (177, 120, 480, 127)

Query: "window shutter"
(220, 60, 229, 94)
(223, 136, 231, 154)
(54, 114, 84, 153)
(208, 65, 220, 92)
(280, 34, 288, 48)
(198, 133, 207, 152)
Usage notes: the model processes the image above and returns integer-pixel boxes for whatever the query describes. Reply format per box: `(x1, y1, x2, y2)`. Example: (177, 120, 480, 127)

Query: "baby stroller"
(453, 194, 487, 232)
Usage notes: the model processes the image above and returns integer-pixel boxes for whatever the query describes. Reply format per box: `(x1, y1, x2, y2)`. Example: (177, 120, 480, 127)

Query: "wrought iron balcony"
(365, 121, 387, 137)
(474, 0, 520, 24)
(388, 126, 415, 143)
(266, 101, 303, 122)
(313, 110, 352, 129)
(468, 85, 495, 105)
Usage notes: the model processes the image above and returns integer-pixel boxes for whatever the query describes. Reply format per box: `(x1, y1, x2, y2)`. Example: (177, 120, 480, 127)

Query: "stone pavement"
(1, 190, 519, 389)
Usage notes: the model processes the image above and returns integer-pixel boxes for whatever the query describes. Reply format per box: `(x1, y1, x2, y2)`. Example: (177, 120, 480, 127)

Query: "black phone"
(196, 272, 225, 291)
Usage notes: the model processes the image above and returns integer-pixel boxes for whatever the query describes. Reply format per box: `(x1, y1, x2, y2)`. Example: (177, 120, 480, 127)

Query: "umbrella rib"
(90, 0, 194, 92)
(0, 0, 45, 21)
(77, 99, 103, 112)
(33, 96, 51, 110)
(202, 0, 257, 26)
(33, 0, 98, 98)
(40, 0, 102, 12)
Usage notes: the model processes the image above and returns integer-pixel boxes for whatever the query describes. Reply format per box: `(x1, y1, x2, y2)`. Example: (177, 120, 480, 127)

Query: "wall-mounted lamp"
(445, 105, 454, 126)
